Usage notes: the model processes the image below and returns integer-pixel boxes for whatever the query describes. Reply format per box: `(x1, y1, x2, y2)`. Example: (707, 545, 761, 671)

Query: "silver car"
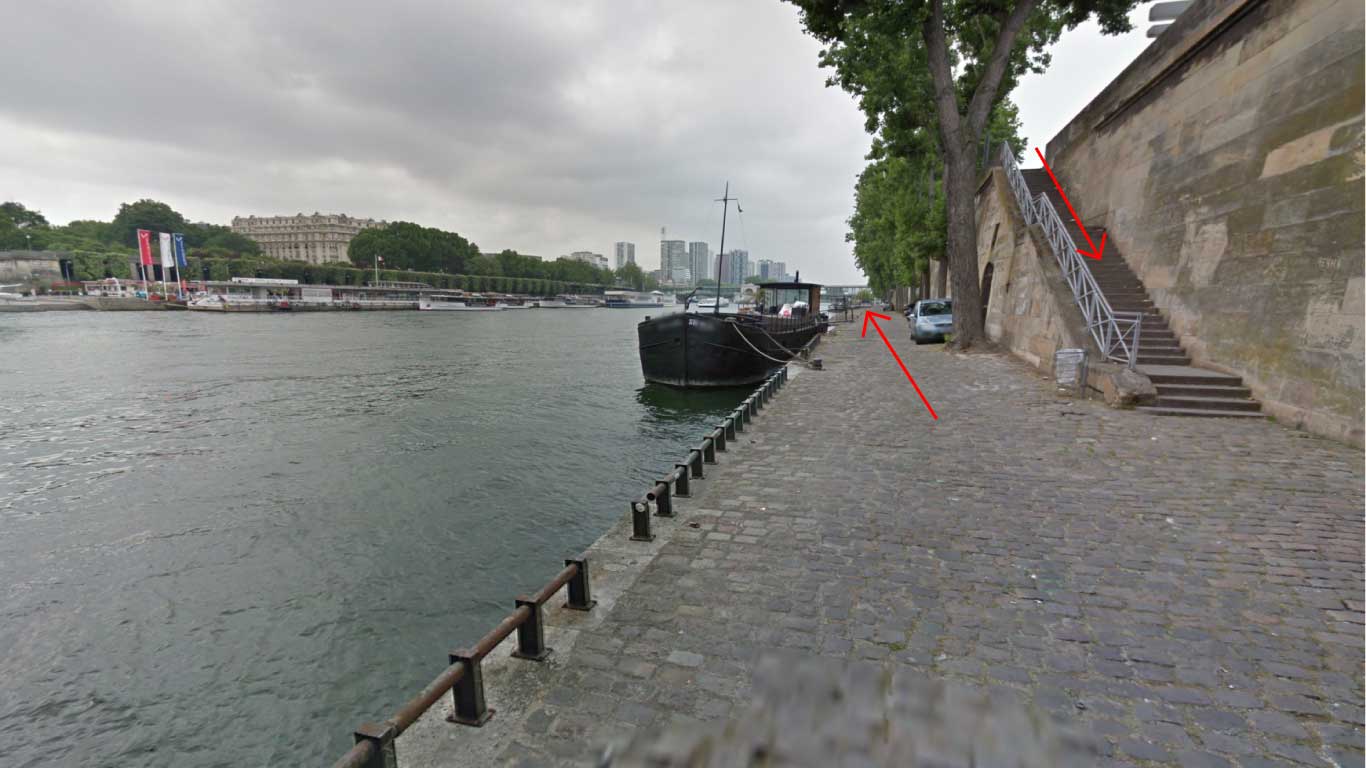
(910, 299, 953, 344)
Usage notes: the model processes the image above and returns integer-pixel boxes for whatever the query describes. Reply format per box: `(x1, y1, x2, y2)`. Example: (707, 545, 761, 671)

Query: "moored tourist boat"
(418, 291, 508, 311)
(605, 290, 669, 308)
(534, 295, 599, 308)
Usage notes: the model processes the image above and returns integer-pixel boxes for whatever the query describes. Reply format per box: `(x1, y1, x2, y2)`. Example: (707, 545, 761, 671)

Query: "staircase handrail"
(998, 144, 1141, 369)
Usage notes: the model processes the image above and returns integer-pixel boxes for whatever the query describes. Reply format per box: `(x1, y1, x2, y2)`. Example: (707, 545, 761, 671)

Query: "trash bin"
(1054, 348, 1088, 394)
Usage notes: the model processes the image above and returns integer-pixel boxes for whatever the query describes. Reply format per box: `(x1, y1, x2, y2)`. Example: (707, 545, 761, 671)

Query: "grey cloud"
(1, 0, 872, 282)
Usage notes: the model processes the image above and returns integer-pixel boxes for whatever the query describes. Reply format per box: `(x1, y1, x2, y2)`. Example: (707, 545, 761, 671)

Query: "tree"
(348, 222, 480, 274)
(109, 199, 188, 247)
(1, 202, 49, 229)
(615, 262, 647, 290)
(788, 0, 1133, 345)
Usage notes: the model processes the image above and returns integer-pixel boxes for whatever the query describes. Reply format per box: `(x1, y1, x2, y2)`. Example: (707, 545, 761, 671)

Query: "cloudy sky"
(1, 1, 1155, 285)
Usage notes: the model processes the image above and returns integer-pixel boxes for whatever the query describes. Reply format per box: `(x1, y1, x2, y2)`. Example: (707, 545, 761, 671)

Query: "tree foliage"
(348, 221, 481, 274)
(787, 0, 1134, 344)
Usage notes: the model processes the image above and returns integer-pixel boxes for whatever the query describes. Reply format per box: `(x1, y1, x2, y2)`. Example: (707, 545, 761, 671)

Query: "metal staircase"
(1000, 146, 1263, 418)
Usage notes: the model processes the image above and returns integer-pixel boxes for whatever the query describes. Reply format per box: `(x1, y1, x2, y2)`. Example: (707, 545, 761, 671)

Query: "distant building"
(756, 259, 788, 281)
(660, 239, 688, 285)
(231, 212, 386, 265)
(614, 242, 636, 270)
(567, 251, 609, 270)
(688, 241, 710, 285)
(717, 249, 748, 286)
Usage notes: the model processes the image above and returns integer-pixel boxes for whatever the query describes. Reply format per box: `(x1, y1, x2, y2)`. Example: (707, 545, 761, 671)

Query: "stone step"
(1155, 395, 1263, 412)
(1144, 369, 1245, 387)
(1137, 353, 1192, 365)
(1156, 382, 1254, 398)
(1140, 344, 1185, 354)
(1136, 406, 1266, 419)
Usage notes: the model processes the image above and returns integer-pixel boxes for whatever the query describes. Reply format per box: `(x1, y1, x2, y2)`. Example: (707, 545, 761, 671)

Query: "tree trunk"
(943, 152, 984, 346)
(934, 259, 947, 297)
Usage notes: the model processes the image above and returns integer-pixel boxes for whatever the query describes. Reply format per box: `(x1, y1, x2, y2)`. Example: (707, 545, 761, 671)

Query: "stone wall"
(1044, 0, 1364, 443)
(0, 251, 62, 282)
(975, 168, 1096, 372)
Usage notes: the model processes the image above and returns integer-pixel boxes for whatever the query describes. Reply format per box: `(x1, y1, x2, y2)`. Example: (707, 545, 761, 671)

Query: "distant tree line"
(0, 199, 261, 258)
(3, 199, 660, 292)
(348, 222, 658, 290)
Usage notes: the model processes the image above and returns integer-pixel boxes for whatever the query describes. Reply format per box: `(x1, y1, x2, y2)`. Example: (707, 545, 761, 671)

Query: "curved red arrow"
(1034, 148, 1106, 260)
(861, 311, 938, 419)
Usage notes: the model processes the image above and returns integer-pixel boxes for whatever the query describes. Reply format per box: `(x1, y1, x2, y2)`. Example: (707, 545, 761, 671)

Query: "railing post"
(712, 426, 727, 452)
(1129, 314, 1142, 370)
(512, 598, 550, 661)
(353, 722, 397, 768)
(700, 437, 716, 464)
(733, 407, 746, 431)
(447, 651, 494, 726)
(564, 557, 596, 611)
(673, 463, 691, 496)
(649, 480, 673, 517)
(630, 500, 654, 542)
(723, 416, 736, 442)
(688, 448, 705, 478)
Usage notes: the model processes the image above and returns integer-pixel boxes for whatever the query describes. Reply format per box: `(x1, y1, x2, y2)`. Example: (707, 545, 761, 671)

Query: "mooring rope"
(726, 318, 820, 368)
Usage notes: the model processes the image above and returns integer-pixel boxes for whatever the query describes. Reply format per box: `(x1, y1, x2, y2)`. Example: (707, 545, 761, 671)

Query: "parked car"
(910, 298, 953, 344)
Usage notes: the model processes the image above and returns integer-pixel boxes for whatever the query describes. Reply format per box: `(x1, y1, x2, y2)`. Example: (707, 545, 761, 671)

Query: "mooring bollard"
(353, 722, 397, 768)
(711, 426, 727, 452)
(511, 598, 550, 661)
(687, 448, 705, 479)
(673, 463, 691, 496)
(564, 557, 596, 610)
(723, 416, 736, 442)
(447, 651, 493, 726)
(648, 480, 673, 517)
(700, 437, 716, 464)
(630, 499, 654, 541)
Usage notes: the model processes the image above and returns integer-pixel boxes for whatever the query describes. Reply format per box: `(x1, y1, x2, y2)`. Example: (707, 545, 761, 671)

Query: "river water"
(0, 307, 745, 768)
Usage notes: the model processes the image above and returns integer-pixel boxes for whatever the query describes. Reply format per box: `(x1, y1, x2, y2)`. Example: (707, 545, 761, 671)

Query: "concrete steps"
(1134, 406, 1267, 418)
(1016, 166, 1263, 420)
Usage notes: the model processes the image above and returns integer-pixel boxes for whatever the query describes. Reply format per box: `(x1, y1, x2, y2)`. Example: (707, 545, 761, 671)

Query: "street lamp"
(25, 233, 31, 251)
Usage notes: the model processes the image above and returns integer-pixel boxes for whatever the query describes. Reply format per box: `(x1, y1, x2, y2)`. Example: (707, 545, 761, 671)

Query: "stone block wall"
(975, 168, 1096, 372)
(1044, 0, 1364, 443)
(0, 251, 63, 282)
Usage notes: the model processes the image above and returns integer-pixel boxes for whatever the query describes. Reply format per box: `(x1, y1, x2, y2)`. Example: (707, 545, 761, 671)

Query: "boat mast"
(713, 182, 733, 316)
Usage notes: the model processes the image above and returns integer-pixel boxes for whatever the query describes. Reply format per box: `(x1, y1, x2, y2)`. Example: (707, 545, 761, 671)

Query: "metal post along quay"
(329, 557, 597, 768)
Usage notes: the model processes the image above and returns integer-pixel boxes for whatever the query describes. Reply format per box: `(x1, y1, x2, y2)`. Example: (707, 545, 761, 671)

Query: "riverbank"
(0, 310, 748, 768)
(394, 328, 1364, 766)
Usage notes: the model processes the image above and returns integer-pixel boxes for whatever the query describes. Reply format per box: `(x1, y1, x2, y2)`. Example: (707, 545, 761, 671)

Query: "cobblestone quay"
(401, 326, 1364, 767)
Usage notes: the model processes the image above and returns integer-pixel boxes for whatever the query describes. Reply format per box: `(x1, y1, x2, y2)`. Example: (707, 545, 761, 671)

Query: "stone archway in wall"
(980, 262, 994, 330)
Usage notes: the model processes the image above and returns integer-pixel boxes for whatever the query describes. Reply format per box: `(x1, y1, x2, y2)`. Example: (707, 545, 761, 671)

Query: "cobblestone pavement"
(417, 327, 1364, 767)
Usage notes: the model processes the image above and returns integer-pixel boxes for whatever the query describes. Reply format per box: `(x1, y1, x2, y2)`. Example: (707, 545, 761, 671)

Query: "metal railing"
(628, 366, 788, 541)
(998, 145, 1142, 369)
(329, 557, 596, 768)
(328, 366, 795, 768)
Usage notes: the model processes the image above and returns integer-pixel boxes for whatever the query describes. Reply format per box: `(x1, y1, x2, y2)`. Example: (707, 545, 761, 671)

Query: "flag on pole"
(172, 233, 188, 296)
(159, 233, 174, 269)
(137, 230, 154, 266)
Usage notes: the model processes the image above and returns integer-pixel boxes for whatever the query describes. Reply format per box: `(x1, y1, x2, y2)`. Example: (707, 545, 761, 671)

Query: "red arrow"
(1034, 147, 1106, 260)
(861, 310, 938, 419)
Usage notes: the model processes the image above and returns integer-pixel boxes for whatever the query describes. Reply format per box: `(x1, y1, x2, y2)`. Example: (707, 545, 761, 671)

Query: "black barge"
(637, 281, 824, 388)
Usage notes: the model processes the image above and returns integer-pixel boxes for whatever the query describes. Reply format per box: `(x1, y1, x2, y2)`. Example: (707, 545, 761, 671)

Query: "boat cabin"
(751, 282, 822, 318)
